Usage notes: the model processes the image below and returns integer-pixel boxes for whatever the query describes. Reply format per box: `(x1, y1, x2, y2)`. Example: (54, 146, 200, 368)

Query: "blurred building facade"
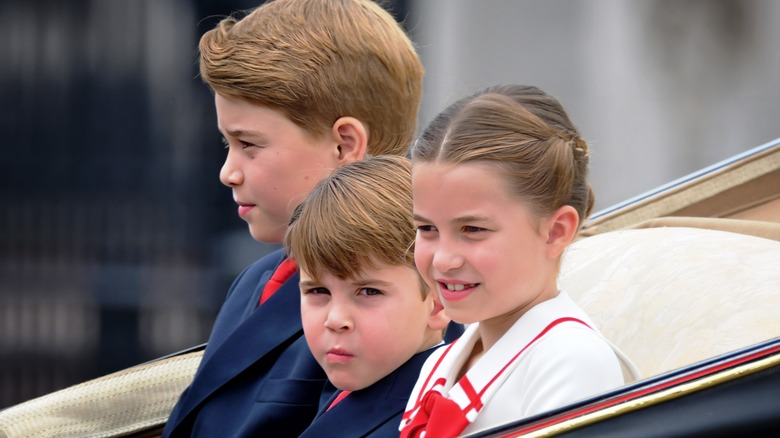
(411, 0, 780, 209)
(0, 0, 778, 409)
(0, 0, 275, 408)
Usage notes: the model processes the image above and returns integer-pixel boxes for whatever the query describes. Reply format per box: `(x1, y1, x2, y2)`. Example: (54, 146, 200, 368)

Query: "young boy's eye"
(358, 287, 383, 297)
(462, 225, 487, 233)
(305, 287, 330, 296)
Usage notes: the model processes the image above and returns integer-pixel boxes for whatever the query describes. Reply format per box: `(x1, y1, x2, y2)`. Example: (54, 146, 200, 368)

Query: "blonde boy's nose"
(220, 158, 242, 187)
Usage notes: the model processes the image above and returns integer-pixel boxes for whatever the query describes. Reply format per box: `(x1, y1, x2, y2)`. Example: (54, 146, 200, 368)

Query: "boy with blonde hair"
(163, 0, 426, 436)
(286, 155, 450, 437)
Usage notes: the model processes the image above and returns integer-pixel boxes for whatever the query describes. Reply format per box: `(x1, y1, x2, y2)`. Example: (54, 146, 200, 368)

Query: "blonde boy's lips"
(236, 202, 255, 218)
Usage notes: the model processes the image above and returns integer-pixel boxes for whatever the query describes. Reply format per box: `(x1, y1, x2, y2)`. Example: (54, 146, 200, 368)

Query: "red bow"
(400, 388, 471, 438)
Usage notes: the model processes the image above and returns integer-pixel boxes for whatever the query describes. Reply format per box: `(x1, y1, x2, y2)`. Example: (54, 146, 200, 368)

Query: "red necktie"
(259, 258, 298, 306)
(326, 390, 352, 411)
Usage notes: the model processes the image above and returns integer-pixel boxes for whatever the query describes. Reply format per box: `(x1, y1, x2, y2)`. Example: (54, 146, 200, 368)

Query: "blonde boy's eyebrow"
(224, 128, 246, 137)
(223, 128, 268, 141)
(299, 280, 320, 288)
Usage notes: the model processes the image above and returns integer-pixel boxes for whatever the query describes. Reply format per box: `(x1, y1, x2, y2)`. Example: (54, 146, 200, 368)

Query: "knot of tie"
(259, 258, 298, 305)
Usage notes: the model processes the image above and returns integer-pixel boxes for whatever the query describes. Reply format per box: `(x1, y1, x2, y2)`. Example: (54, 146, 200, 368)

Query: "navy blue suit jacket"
(299, 347, 441, 438)
(163, 249, 463, 437)
(163, 249, 332, 437)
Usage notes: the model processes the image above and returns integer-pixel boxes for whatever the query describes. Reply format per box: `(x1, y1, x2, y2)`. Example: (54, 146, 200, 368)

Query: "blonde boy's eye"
(462, 225, 487, 233)
(220, 137, 256, 150)
(416, 225, 437, 233)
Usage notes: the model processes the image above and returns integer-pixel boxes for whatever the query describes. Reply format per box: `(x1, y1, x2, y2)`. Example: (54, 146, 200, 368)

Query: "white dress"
(399, 291, 640, 437)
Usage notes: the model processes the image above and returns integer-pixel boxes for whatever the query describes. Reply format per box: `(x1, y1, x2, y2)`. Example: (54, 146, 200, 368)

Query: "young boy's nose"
(324, 304, 353, 332)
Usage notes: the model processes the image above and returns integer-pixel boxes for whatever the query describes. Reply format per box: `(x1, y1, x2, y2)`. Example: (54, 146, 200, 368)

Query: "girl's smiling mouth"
(438, 281, 478, 301)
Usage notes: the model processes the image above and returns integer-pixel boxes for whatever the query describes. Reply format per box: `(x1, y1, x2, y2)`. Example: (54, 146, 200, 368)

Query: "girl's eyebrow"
(413, 212, 491, 223)
(453, 215, 490, 223)
(222, 128, 269, 141)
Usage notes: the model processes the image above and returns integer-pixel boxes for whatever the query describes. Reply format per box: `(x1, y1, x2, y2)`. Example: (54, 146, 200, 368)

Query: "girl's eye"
(239, 141, 255, 149)
(305, 287, 330, 296)
(462, 226, 487, 233)
(416, 225, 437, 233)
(358, 287, 383, 297)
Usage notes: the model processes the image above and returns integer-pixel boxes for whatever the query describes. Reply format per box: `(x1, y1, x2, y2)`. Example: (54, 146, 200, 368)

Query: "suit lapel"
(172, 270, 303, 426)
(306, 349, 436, 437)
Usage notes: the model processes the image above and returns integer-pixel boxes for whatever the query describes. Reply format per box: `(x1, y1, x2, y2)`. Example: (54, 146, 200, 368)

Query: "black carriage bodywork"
(1, 139, 779, 437)
(476, 338, 780, 437)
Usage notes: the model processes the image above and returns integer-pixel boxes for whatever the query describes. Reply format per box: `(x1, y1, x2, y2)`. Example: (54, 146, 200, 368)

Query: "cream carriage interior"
(1, 139, 779, 438)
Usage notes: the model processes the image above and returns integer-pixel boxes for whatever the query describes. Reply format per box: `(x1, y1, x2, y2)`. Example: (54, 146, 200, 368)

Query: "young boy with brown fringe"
(162, 0, 437, 436)
(286, 155, 450, 437)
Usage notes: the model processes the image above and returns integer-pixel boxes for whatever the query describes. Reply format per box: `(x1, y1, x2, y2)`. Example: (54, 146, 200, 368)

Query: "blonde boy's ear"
(426, 295, 450, 332)
(544, 205, 579, 259)
(331, 116, 368, 163)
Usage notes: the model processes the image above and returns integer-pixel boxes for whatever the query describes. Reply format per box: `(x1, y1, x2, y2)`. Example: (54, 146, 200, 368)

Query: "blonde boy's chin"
(247, 221, 287, 244)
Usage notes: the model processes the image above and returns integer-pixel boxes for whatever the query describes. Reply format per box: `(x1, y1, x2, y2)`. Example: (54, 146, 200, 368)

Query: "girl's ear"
(544, 205, 579, 259)
(330, 116, 368, 163)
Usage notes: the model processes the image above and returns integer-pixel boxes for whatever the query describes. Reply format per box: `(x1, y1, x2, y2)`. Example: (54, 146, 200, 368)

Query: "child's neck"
(454, 287, 563, 379)
(470, 288, 562, 364)
(476, 304, 535, 353)
(457, 338, 484, 381)
(457, 312, 529, 380)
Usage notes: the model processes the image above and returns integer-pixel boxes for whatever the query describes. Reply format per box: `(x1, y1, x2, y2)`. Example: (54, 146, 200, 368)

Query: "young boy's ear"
(331, 116, 368, 163)
(426, 295, 451, 332)
(544, 205, 579, 259)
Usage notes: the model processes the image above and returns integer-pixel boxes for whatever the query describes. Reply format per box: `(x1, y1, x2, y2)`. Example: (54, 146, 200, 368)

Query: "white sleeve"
(516, 324, 625, 417)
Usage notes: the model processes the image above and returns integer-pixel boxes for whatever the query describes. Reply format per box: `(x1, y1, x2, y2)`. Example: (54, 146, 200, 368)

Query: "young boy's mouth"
(326, 348, 355, 364)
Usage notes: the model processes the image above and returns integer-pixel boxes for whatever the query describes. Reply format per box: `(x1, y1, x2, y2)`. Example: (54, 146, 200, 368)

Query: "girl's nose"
(431, 242, 465, 273)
